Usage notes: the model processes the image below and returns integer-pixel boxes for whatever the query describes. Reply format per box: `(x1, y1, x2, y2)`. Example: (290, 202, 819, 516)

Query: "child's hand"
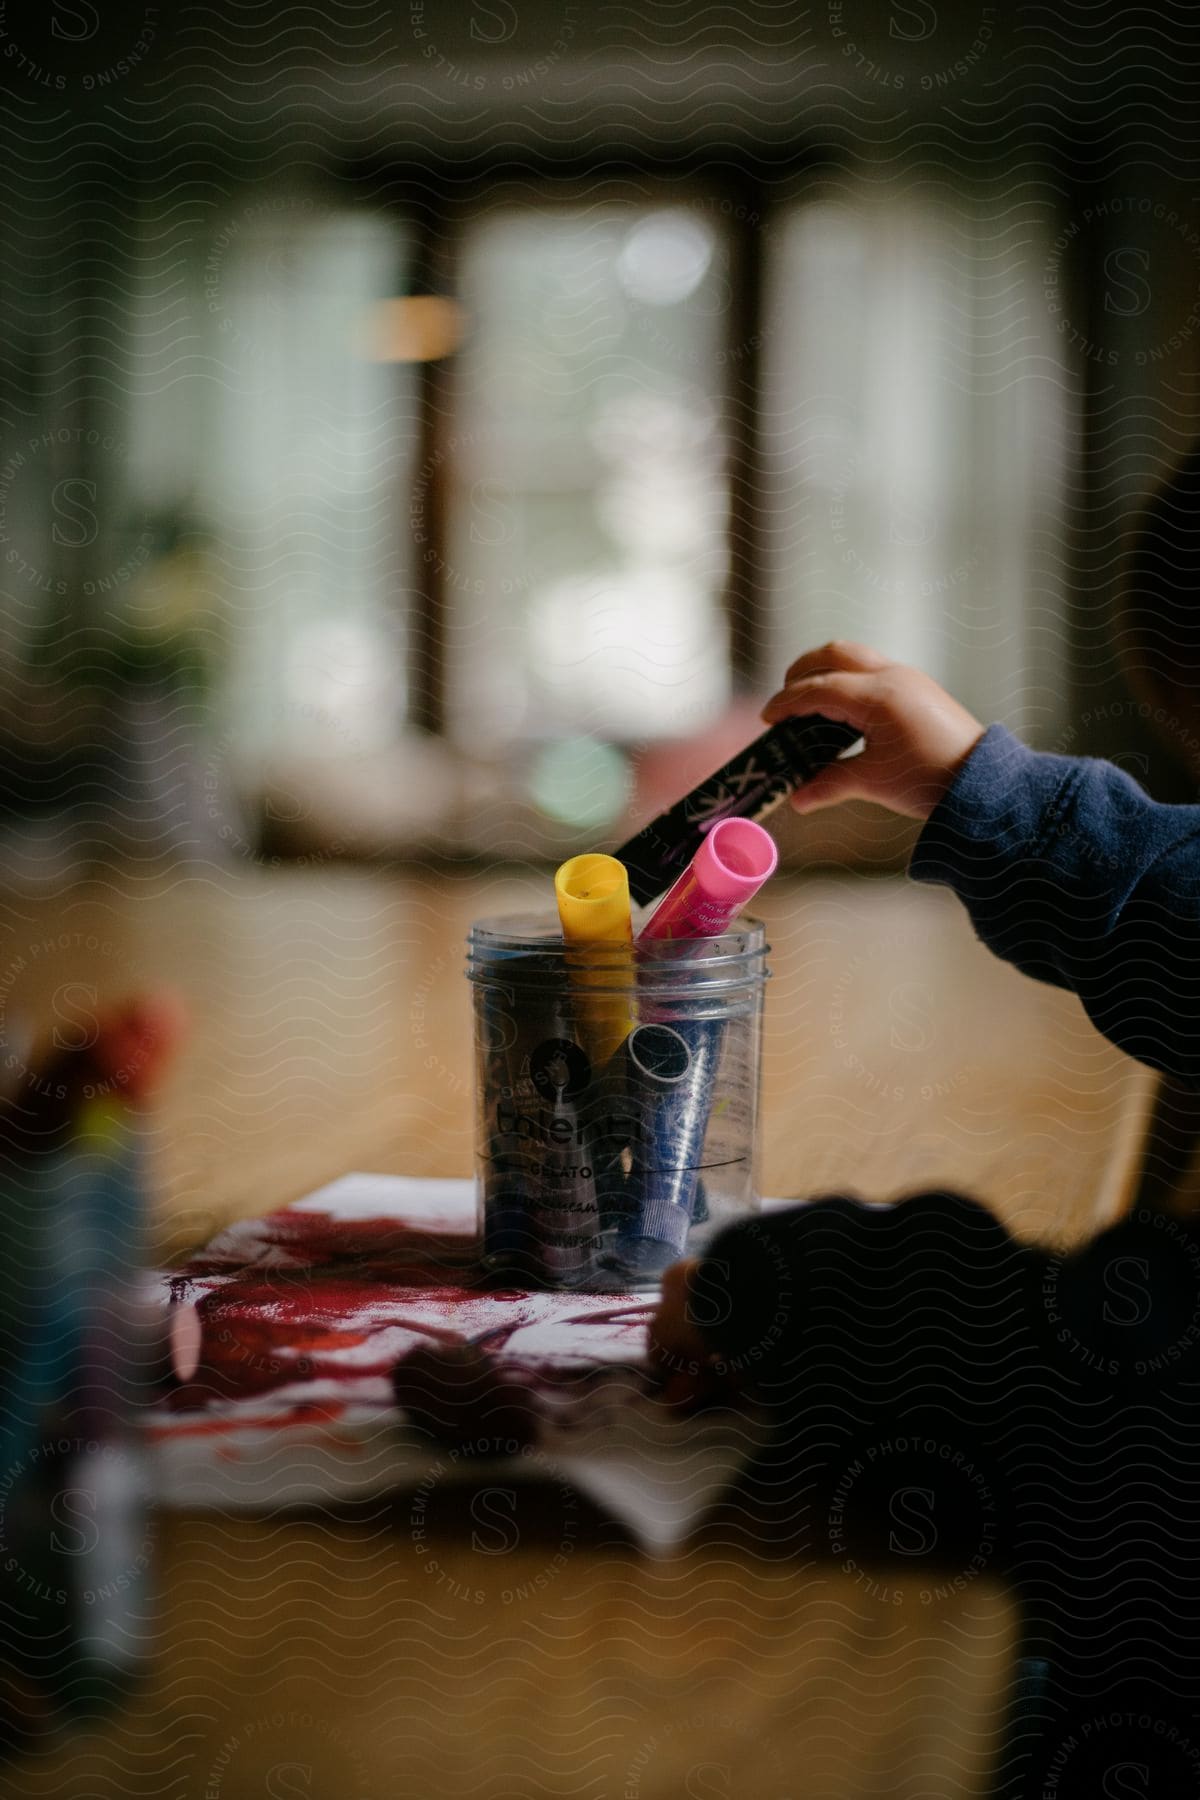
(649, 1258, 745, 1409)
(761, 642, 985, 821)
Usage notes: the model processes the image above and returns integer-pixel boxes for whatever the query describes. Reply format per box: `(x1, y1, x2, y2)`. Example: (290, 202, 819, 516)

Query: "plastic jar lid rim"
(467, 912, 767, 957)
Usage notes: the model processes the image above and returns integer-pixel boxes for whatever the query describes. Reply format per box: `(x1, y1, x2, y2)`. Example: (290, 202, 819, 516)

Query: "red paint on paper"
(156, 1204, 654, 1440)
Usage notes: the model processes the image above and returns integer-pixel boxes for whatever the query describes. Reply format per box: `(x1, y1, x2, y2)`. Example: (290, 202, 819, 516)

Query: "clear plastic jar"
(466, 912, 769, 1291)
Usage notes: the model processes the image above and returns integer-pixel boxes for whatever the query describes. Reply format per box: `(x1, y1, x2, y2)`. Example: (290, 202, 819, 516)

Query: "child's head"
(1121, 444, 1200, 773)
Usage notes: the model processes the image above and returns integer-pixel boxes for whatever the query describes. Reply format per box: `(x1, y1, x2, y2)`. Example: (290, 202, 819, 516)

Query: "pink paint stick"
(637, 817, 778, 943)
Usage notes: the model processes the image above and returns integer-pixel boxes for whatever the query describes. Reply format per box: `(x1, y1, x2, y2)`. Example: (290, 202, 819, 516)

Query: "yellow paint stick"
(554, 853, 635, 1066)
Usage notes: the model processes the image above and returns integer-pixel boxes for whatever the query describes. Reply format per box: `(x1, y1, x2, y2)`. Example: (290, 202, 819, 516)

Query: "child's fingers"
(651, 1261, 757, 1412)
(788, 756, 870, 813)
(760, 669, 877, 728)
(649, 1259, 707, 1373)
(782, 642, 890, 686)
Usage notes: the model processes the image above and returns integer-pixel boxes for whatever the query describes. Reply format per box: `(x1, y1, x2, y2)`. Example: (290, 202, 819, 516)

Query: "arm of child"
(651, 642, 1200, 1403)
(763, 642, 1200, 1086)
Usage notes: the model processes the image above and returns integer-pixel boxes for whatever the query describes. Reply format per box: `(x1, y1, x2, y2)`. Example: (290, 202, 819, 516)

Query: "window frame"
(378, 165, 781, 738)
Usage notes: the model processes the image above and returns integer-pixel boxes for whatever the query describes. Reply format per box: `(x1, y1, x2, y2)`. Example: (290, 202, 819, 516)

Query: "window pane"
(127, 193, 418, 762)
(761, 192, 1071, 740)
(444, 203, 734, 747)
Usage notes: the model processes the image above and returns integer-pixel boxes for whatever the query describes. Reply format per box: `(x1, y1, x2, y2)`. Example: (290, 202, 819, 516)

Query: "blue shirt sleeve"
(909, 724, 1200, 1085)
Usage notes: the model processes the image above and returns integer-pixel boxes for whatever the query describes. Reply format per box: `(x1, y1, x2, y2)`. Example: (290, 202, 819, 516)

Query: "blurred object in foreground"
(0, 999, 184, 1759)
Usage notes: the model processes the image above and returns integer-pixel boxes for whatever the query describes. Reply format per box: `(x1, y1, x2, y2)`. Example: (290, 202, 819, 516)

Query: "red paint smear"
(172, 1274, 496, 1407)
(160, 1205, 652, 1433)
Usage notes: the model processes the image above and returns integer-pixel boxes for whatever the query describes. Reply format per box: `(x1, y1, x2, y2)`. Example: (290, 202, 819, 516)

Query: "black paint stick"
(614, 714, 862, 907)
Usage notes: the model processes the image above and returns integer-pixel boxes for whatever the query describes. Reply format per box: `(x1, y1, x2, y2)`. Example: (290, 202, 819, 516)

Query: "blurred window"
(443, 202, 735, 748)
(122, 181, 1071, 805)
(128, 194, 417, 762)
(760, 195, 1071, 740)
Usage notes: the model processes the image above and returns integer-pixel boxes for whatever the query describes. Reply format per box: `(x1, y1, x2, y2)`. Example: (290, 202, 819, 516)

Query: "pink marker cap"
(692, 817, 778, 903)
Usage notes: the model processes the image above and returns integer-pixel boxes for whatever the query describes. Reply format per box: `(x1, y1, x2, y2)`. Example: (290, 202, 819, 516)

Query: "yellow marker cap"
(555, 854, 633, 946)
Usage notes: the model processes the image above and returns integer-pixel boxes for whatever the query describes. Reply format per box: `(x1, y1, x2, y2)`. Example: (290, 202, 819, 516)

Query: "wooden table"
(15, 1510, 1019, 1800)
(0, 865, 1157, 1257)
(3, 866, 1159, 1797)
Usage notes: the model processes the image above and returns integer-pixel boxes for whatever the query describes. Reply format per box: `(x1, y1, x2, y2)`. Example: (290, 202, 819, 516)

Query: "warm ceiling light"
(356, 295, 466, 362)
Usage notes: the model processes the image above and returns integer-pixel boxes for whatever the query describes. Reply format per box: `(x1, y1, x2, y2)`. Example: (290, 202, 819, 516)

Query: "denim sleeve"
(909, 725, 1200, 1086)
